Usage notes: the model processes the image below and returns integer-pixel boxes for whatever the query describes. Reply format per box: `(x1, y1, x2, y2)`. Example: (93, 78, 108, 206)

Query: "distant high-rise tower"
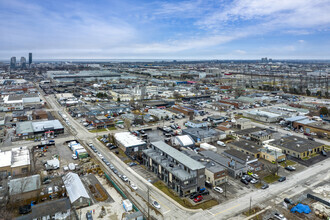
(10, 57, 16, 69)
(29, 53, 32, 65)
(20, 57, 27, 69)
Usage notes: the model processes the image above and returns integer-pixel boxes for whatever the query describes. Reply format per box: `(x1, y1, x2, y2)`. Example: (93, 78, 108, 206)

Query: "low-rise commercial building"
(15, 120, 64, 139)
(143, 141, 205, 196)
(0, 146, 31, 177)
(114, 132, 147, 154)
(182, 128, 226, 143)
(269, 136, 325, 159)
(185, 120, 208, 128)
(9, 174, 41, 204)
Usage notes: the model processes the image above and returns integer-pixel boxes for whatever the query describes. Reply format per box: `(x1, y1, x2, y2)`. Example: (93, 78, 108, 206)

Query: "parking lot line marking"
(213, 204, 241, 216)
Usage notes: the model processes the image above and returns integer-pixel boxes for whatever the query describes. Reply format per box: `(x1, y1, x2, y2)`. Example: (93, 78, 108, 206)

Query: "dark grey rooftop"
(229, 140, 262, 154)
(270, 136, 322, 153)
(182, 127, 223, 138)
(150, 141, 205, 170)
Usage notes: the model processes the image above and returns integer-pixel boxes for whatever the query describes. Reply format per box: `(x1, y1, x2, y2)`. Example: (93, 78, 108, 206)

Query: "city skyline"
(1, 0, 330, 60)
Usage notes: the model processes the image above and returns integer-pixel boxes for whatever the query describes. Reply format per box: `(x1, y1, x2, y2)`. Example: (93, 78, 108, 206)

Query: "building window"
(21, 167, 28, 173)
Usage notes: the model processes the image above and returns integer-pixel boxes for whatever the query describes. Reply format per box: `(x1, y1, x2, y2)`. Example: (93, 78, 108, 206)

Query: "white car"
(48, 187, 53, 194)
(97, 153, 104, 159)
(274, 213, 287, 220)
(72, 154, 78, 160)
(250, 178, 258, 184)
(214, 187, 223, 193)
(251, 174, 259, 179)
(130, 183, 138, 190)
(152, 200, 161, 209)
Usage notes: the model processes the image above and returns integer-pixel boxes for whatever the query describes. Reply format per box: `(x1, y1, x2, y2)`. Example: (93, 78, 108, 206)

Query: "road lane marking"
(213, 204, 241, 216)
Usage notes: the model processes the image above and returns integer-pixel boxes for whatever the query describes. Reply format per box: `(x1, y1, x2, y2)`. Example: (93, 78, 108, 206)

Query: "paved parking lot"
(131, 165, 158, 183)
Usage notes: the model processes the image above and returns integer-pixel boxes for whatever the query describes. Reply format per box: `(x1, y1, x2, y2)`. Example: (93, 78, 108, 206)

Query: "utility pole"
(224, 177, 227, 198)
(147, 185, 150, 220)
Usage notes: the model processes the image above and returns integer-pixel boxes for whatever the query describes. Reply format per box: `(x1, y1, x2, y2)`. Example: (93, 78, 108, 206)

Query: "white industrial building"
(172, 135, 195, 148)
(243, 110, 281, 123)
(62, 172, 91, 208)
(148, 109, 173, 120)
(114, 132, 147, 153)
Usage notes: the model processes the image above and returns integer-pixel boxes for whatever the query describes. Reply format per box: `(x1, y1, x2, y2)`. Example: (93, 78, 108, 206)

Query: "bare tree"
(124, 118, 131, 132)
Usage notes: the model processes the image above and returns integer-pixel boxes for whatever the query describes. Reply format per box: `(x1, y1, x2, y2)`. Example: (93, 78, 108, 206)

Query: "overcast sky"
(1, 0, 330, 60)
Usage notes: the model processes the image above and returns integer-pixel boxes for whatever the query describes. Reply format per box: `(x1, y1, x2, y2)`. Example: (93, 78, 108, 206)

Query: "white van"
(217, 141, 226, 147)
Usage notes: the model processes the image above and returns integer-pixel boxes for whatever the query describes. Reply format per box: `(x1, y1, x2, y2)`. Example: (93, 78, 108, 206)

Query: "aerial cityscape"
(1, 1, 330, 220)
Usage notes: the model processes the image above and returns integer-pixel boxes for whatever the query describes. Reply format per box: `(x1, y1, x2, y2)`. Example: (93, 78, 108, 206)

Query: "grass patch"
(243, 207, 262, 217)
(279, 160, 296, 167)
(123, 159, 133, 164)
(89, 128, 108, 133)
(263, 174, 280, 183)
(107, 127, 117, 131)
(153, 181, 218, 210)
(254, 182, 262, 189)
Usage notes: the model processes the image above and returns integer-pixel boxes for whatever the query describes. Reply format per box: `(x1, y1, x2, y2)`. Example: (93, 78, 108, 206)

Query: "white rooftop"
(11, 146, 30, 168)
(114, 132, 146, 148)
(62, 172, 90, 203)
(0, 151, 12, 167)
(9, 174, 41, 195)
(175, 135, 194, 146)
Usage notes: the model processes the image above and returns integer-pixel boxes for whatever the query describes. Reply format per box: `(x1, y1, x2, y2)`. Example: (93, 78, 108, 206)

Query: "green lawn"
(263, 174, 280, 183)
(107, 127, 117, 131)
(89, 128, 108, 133)
(279, 160, 296, 167)
(153, 181, 219, 210)
(254, 182, 262, 189)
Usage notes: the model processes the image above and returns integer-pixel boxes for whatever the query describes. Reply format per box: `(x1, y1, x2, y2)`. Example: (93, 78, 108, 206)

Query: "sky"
(1, 0, 330, 60)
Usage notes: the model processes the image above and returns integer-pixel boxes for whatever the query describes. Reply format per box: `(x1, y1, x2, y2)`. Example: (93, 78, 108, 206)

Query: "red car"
(194, 195, 203, 203)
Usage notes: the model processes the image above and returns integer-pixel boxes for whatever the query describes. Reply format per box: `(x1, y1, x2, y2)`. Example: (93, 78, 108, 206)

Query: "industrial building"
(114, 132, 147, 154)
(15, 120, 64, 139)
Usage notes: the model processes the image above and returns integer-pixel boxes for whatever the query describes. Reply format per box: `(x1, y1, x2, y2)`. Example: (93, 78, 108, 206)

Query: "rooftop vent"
(296, 144, 300, 148)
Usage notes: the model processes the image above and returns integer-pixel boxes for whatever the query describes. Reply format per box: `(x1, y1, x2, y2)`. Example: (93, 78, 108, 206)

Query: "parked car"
(130, 183, 138, 190)
(278, 176, 286, 182)
(250, 178, 258, 184)
(194, 195, 203, 203)
(199, 189, 209, 195)
(261, 184, 269, 189)
(190, 192, 199, 199)
(19, 205, 32, 214)
(304, 132, 311, 136)
(152, 200, 161, 209)
(273, 212, 287, 220)
(241, 179, 249, 185)
(48, 186, 53, 194)
(72, 154, 78, 160)
(214, 187, 223, 193)
(128, 162, 137, 167)
(251, 174, 259, 179)
(121, 175, 128, 182)
(285, 166, 296, 171)
(284, 198, 294, 205)
(321, 150, 327, 157)
(86, 212, 93, 220)
(308, 137, 314, 141)
(243, 175, 253, 182)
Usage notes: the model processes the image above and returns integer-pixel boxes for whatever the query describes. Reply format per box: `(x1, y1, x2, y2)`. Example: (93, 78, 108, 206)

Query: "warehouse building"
(114, 132, 147, 154)
(62, 172, 91, 208)
(15, 120, 64, 139)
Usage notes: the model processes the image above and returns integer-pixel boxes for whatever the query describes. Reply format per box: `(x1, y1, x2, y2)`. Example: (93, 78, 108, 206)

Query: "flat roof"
(285, 115, 308, 122)
(270, 136, 322, 153)
(9, 174, 41, 195)
(114, 132, 146, 148)
(151, 141, 205, 170)
(11, 147, 30, 168)
(0, 151, 12, 167)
